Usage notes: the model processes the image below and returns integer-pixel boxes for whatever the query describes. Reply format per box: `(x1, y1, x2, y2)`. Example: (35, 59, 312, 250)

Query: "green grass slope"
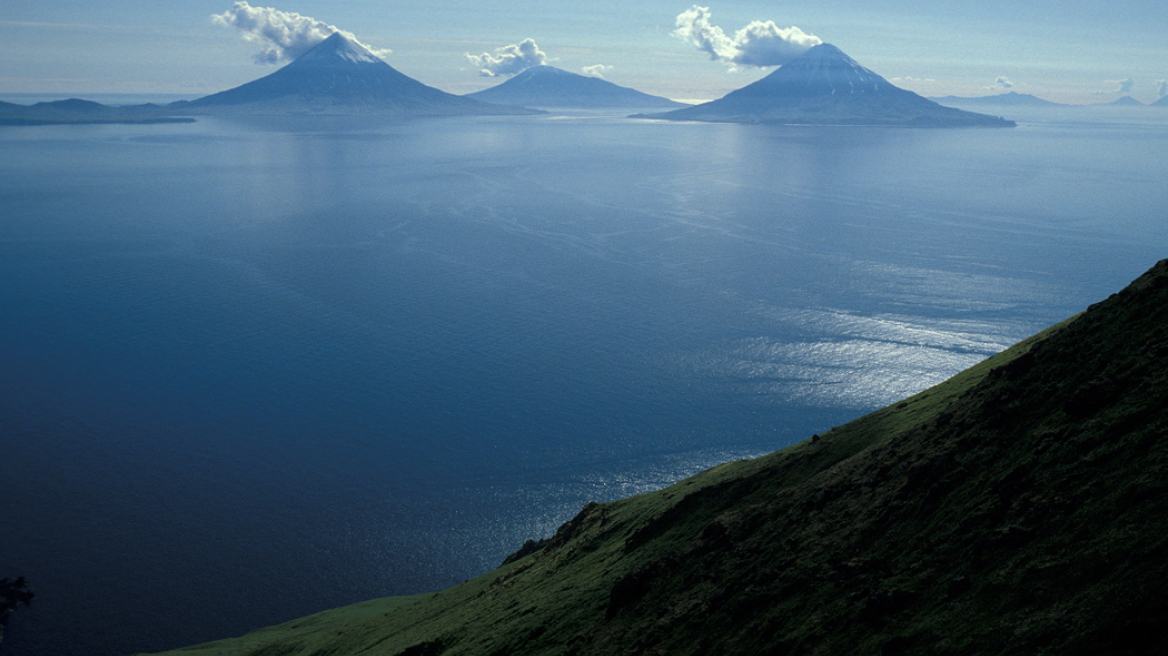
(145, 260, 1168, 656)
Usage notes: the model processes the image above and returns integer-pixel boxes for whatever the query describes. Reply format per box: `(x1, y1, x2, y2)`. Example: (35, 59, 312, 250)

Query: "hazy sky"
(3, 0, 1166, 104)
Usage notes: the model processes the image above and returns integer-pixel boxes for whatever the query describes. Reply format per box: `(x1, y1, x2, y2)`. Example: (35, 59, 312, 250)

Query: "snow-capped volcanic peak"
(791, 44, 885, 89)
(633, 41, 1015, 127)
(294, 32, 383, 66)
(732, 43, 895, 98)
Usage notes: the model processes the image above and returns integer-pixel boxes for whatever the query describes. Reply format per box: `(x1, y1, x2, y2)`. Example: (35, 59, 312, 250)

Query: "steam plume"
(466, 39, 549, 77)
(213, 1, 390, 64)
(581, 64, 613, 78)
(673, 5, 821, 68)
(1111, 77, 1136, 94)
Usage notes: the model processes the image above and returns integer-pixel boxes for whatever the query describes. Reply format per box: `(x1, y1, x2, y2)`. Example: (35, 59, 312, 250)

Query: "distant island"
(7, 37, 1168, 127)
(464, 65, 689, 110)
(929, 91, 1069, 107)
(167, 32, 536, 117)
(1103, 95, 1146, 107)
(934, 91, 1168, 108)
(0, 98, 193, 126)
(1, 33, 536, 125)
(2, 38, 1025, 127)
(632, 44, 1015, 127)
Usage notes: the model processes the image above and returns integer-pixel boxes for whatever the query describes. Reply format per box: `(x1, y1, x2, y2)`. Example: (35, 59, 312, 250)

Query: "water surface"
(1, 108, 1165, 655)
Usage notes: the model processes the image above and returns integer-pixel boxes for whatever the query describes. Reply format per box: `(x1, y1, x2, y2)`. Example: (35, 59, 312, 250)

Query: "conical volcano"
(636, 43, 1014, 127)
(465, 65, 688, 109)
(725, 43, 898, 98)
(177, 32, 536, 116)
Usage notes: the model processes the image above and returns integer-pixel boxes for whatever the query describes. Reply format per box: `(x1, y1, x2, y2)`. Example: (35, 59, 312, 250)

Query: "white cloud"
(1093, 77, 1137, 96)
(672, 5, 821, 68)
(1112, 77, 1136, 94)
(581, 64, 613, 78)
(983, 76, 1016, 92)
(212, 1, 389, 65)
(466, 39, 549, 77)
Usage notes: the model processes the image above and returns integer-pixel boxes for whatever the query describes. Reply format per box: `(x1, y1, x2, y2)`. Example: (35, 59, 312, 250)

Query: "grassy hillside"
(145, 260, 1168, 656)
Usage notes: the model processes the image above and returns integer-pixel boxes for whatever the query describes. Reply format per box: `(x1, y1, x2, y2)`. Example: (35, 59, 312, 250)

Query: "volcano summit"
(171, 32, 536, 116)
(635, 44, 1014, 127)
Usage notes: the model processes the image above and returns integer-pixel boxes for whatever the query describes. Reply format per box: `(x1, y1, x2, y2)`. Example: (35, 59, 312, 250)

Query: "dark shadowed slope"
(465, 66, 688, 109)
(636, 44, 1014, 127)
(172, 33, 537, 117)
(145, 259, 1168, 656)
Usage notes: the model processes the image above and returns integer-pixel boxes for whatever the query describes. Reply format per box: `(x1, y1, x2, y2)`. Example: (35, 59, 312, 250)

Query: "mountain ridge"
(0, 97, 195, 125)
(635, 43, 1014, 127)
(929, 91, 1068, 107)
(141, 259, 1168, 655)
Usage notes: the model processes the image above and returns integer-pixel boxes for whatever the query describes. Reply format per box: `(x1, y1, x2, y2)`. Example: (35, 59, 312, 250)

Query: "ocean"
(2, 106, 1165, 655)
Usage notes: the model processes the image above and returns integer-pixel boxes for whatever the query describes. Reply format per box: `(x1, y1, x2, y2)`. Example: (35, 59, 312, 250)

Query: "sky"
(2, 0, 1167, 104)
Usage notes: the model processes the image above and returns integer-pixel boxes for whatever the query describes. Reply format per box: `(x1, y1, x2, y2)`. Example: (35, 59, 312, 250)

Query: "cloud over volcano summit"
(673, 5, 821, 69)
(213, 1, 390, 64)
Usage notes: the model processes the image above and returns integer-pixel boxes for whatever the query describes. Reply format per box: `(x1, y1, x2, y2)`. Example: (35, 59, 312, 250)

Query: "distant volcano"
(1102, 95, 1145, 107)
(635, 44, 1014, 127)
(929, 91, 1067, 107)
(174, 32, 536, 116)
(465, 65, 688, 110)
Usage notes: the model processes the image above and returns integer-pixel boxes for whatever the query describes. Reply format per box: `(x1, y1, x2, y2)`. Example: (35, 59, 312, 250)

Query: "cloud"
(581, 64, 613, 78)
(1111, 77, 1136, 94)
(983, 76, 1015, 91)
(672, 5, 821, 68)
(1158, 80, 1167, 98)
(212, 1, 389, 65)
(466, 39, 549, 77)
(889, 76, 935, 90)
(1093, 77, 1137, 96)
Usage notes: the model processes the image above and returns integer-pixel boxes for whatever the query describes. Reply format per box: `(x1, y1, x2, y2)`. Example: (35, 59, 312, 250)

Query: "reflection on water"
(1, 109, 1166, 655)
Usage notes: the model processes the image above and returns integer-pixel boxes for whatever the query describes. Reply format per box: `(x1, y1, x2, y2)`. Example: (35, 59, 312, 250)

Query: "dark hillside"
(147, 260, 1168, 656)
(576, 259, 1168, 655)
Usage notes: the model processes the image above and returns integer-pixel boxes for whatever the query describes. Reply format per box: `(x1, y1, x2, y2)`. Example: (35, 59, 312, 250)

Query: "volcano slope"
(633, 44, 1014, 127)
(148, 260, 1168, 656)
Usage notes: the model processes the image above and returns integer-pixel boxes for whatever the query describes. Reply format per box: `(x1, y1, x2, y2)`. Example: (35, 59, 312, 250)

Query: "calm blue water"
(2, 109, 1166, 655)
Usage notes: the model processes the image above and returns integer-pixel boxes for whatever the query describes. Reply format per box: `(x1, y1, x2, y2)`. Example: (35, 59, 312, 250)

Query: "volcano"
(635, 43, 1014, 127)
(1102, 95, 1146, 107)
(465, 65, 688, 110)
(173, 32, 536, 116)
